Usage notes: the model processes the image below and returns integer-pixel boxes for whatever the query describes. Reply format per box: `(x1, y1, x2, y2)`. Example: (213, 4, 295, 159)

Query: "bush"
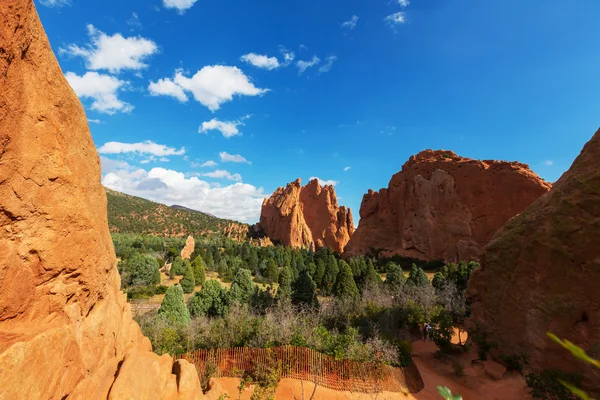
(334, 262, 360, 300)
(121, 253, 161, 287)
(127, 285, 168, 300)
(170, 256, 185, 276)
(291, 271, 319, 308)
(192, 256, 206, 286)
(430, 307, 454, 353)
(526, 369, 581, 400)
(229, 268, 255, 304)
(396, 340, 413, 367)
(188, 280, 229, 318)
(180, 262, 196, 294)
(158, 284, 190, 326)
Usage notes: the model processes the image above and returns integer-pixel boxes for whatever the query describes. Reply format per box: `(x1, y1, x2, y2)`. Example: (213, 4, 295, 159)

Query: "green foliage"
(192, 256, 206, 286)
(396, 340, 413, 367)
(432, 261, 479, 293)
(264, 259, 279, 284)
(170, 256, 185, 276)
(430, 307, 454, 353)
(471, 324, 497, 361)
(334, 261, 360, 300)
(276, 265, 293, 300)
(127, 285, 168, 300)
(437, 386, 463, 400)
(158, 284, 190, 325)
(361, 260, 382, 289)
(121, 253, 161, 287)
(229, 268, 255, 304)
(407, 263, 429, 286)
(180, 262, 196, 294)
(291, 271, 319, 308)
(385, 262, 405, 290)
(526, 369, 582, 400)
(188, 280, 230, 318)
(321, 255, 339, 295)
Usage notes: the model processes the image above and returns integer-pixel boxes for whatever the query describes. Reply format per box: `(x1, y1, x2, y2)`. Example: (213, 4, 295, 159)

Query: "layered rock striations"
(258, 179, 354, 253)
(0, 1, 201, 399)
(344, 150, 551, 261)
(467, 129, 600, 389)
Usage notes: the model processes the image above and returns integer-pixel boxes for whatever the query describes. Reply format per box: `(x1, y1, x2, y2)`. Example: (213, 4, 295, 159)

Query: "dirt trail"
(207, 337, 532, 399)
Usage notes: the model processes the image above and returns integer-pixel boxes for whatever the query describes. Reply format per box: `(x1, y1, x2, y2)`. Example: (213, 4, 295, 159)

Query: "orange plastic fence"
(174, 346, 414, 393)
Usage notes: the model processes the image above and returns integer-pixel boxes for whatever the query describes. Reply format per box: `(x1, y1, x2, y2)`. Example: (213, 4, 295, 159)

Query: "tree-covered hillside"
(106, 187, 248, 237)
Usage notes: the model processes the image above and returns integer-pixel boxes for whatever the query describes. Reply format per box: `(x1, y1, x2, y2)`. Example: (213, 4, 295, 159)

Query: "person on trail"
(423, 322, 432, 342)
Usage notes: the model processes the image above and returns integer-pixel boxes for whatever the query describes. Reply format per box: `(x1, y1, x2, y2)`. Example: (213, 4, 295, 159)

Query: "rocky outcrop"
(467, 129, 600, 389)
(257, 179, 354, 253)
(0, 1, 201, 399)
(181, 235, 195, 260)
(344, 150, 551, 261)
(222, 222, 250, 242)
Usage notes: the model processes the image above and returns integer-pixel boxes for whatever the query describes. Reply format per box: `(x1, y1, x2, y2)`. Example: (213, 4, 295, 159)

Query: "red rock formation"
(181, 235, 195, 260)
(345, 150, 551, 261)
(258, 179, 354, 253)
(0, 2, 201, 399)
(467, 129, 600, 389)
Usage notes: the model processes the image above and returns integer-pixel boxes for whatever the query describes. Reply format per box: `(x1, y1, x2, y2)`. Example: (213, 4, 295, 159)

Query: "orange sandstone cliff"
(467, 128, 600, 390)
(0, 1, 201, 399)
(257, 179, 354, 253)
(344, 150, 551, 261)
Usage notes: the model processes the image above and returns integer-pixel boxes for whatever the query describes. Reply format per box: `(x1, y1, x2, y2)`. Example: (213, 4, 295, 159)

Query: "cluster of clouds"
(341, 0, 410, 31)
(43, 0, 200, 13)
(239, 47, 337, 76)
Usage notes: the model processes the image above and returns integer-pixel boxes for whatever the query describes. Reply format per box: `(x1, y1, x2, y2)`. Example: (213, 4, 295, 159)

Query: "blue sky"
(38, 0, 600, 223)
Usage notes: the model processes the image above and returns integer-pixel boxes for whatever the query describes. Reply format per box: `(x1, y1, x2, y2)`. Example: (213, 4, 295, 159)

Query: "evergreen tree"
(292, 271, 319, 308)
(314, 259, 326, 287)
(277, 264, 293, 300)
(170, 256, 185, 276)
(229, 268, 255, 304)
(265, 259, 279, 284)
(158, 284, 190, 325)
(362, 260, 383, 289)
(191, 256, 206, 286)
(122, 253, 161, 287)
(180, 262, 196, 293)
(408, 264, 429, 286)
(203, 250, 215, 271)
(385, 262, 405, 291)
(188, 280, 229, 317)
(321, 255, 339, 295)
(334, 262, 360, 300)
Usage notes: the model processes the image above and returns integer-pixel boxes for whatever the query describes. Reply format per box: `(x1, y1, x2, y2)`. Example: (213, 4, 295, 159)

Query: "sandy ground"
(205, 332, 532, 400)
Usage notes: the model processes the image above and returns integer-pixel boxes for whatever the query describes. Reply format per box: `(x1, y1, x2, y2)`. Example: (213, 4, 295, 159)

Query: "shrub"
(229, 268, 255, 304)
(158, 284, 190, 326)
(122, 253, 161, 287)
(180, 262, 196, 294)
(334, 262, 360, 300)
(525, 369, 581, 400)
(291, 271, 319, 308)
(170, 256, 185, 276)
(127, 285, 168, 300)
(430, 307, 454, 353)
(385, 263, 405, 291)
(192, 256, 206, 286)
(188, 280, 229, 318)
(396, 340, 413, 367)
(407, 264, 429, 287)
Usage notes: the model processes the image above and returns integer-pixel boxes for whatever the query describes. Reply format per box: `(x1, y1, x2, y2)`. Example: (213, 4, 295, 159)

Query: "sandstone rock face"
(467, 129, 600, 389)
(344, 150, 551, 261)
(0, 2, 201, 399)
(258, 179, 354, 253)
(181, 235, 195, 260)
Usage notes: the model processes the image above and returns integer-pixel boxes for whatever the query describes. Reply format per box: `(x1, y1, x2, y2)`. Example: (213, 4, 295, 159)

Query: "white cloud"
(544, 160, 554, 166)
(396, 0, 410, 7)
(202, 169, 242, 182)
(344, 166, 351, 172)
(201, 160, 218, 167)
(279, 47, 295, 66)
(102, 166, 266, 222)
(318, 56, 337, 73)
(163, 0, 199, 13)
(199, 118, 246, 138)
(127, 13, 142, 30)
(297, 56, 320, 75)
(61, 25, 157, 73)
(310, 177, 338, 187)
(88, 119, 102, 124)
(148, 66, 268, 111)
(97, 140, 185, 156)
(65, 71, 133, 114)
(39, 0, 70, 7)
(100, 156, 131, 174)
(341, 15, 359, 29)
(220, 151, 251, 165)
(385, 12, 406, 26)
(240, 53, 280, 70)
(148, 77, 188, 102)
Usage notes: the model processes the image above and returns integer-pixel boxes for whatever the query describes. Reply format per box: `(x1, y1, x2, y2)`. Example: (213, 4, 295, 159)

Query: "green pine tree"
(334, 262, 360, 300)
(385, 262, 405, 290)
(229, 268, 255, 304)
(170, 256, 185, 277)
(265, 259, 279, 284)
(191, 256, 206, 286)
(277, 264, 293, 300)
(180, 262, 196, 293)
(408, 264, 429, 286)
(158, 284, 190, 325)
(292, 270, 319, 308)
(321, 255, 339, 295)
(188, 280, 229, 318)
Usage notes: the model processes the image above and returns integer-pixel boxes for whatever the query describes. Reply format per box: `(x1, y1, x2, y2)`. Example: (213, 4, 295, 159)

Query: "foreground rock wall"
(258, 179, 354, 253)
(467, 129, 600, 389)
(344, 150, 551, 261)
(0, 1, 201, 399)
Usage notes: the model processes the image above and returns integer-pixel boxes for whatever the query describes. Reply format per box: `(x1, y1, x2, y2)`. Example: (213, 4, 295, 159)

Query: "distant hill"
(105, 187, 248, 237)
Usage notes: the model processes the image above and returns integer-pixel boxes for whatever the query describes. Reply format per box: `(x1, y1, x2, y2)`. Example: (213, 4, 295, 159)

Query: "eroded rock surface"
(467, 129, 600, 389)
(181, 235, 195, 260)
(257, 179, 354, 253)
(344, 150, 551, 261)
(0, 1, 201, 399)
